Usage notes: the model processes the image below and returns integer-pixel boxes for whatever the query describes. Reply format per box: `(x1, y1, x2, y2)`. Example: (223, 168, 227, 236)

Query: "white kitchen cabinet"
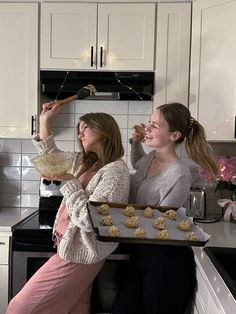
(189, 0, 236, 141)
(40, 2, 155, 71)
(0, 235, 10, 314)
(193, 265, 226, 314)
(0, 3, 38, 138)
(154, 2, 191, 107)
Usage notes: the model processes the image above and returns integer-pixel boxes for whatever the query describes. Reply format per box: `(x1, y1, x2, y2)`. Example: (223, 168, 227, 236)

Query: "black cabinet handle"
(31, 115, 36, 135)
(234, 116, 236, 138)
(90, 46, 94, 67)
(100, 46, 103, 67)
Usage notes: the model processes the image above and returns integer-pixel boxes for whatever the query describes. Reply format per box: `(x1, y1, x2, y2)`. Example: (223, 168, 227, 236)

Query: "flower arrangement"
(198, 156, 236, 201)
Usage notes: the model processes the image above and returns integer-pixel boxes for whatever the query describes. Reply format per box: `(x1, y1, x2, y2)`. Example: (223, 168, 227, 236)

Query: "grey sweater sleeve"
(130, 140, 146, 169)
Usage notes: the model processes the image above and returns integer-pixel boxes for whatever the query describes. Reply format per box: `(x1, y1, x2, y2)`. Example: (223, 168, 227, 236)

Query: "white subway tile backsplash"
(112, 115, 128, 129)
(52, 127, 75, 141)
(21, 167, 40, 181)
(0, 194, 21, 207)
(59, 101, 75, 114)
(21, 194, 39, 208)
(120, 129, 128, 143)
(0, 139, 21, 153)
(128, 101, 153, 114)
(123, 143, 129, 157)
(21, 181, 40, 194)
(54, 141, 75, 152)
(22, 154, 36, 167)
(0, 153, 21, 166)
(74, 114, 82, 128)
(0, 167, 21, 180)
(52, 113, 75, 128)
(75, 100, 129, 114)
(128, 115, 149, 129)
(22, 139, 38, 153)
(0, 181, 20, 194)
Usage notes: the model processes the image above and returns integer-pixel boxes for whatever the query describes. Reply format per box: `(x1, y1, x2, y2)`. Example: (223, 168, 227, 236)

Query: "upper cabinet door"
(154, 3, 191, 107)
(41, 3, 155, 71)
(41, 3, 97, 70)
(0, 3, 38, 138)
(190, 0, 236, 141)
(97, 3, 155, 71)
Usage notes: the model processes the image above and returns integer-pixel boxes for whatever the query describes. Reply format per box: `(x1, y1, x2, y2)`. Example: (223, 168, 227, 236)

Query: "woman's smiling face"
(144, 109, 174, 148)
(78, 121, 101, 153)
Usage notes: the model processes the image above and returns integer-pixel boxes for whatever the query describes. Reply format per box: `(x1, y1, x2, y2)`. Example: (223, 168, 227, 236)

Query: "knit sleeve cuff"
(32, 134, 58, 154)
(60, 179, 83, 198)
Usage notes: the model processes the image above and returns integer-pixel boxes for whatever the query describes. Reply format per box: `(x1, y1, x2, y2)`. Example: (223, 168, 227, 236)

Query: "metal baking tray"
(87, 201, 210, 247)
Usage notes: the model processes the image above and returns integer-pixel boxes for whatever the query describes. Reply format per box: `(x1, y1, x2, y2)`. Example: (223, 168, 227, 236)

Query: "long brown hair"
(75, 112, 124, 177)
(156, 102, 219, 178)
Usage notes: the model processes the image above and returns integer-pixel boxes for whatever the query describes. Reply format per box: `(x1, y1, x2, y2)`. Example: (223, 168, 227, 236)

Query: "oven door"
(91, 253, 130, 314)
(11, 251, 54, 299)
(11, 250, 130, 314)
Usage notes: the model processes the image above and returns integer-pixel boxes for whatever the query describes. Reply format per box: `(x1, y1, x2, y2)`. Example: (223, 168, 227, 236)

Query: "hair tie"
(185, 117, 195, 137)
(189, 117, 194, 130)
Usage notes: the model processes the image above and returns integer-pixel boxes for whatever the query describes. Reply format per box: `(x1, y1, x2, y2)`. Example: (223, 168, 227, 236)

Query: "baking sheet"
(87, 201, 211, 247)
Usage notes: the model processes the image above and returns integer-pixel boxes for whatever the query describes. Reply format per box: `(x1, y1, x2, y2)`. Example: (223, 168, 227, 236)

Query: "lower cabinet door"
(0, 264, 9, 313)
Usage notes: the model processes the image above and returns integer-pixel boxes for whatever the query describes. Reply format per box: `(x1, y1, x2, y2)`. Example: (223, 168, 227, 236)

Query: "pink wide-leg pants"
(7, 254, 104, 314)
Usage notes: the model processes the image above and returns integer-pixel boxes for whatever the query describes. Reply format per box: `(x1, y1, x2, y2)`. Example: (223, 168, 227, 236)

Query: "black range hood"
(40, 71, 154, 101)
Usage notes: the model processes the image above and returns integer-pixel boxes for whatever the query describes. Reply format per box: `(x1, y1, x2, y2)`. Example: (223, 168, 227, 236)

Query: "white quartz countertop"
(197, 219, 236, 248)
(193, 219, 236, 312)
(0, 208, 37, 232)
(0, 209, 235, 311)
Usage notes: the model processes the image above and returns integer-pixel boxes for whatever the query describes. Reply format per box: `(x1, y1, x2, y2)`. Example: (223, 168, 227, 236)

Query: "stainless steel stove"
(10, 194, 62, 298)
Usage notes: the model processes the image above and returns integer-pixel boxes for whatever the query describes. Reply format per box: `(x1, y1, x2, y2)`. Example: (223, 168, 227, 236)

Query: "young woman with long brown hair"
(111, 102, 218, 314)
(7, 102, 130, 314)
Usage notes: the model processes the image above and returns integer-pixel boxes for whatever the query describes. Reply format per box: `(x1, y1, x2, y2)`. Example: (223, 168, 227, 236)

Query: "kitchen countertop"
(198, 219, 236, 248)
(193, 219, 236, 312)
(0, 208, 37, 233)
(0, 209, 235, 311)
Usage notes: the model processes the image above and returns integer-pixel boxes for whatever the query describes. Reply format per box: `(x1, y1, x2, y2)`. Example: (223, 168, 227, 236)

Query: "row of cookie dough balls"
(97, 204, 198, 240)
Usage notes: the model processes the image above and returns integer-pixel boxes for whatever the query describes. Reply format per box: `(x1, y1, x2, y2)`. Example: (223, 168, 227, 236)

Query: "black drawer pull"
(90, 46, 94, 67)
(100, 47, 103, 67)
(234, 116, 236, 138)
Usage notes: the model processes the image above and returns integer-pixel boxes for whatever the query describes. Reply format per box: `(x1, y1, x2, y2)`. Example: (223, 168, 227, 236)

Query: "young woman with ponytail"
(111, 102, 218, 314)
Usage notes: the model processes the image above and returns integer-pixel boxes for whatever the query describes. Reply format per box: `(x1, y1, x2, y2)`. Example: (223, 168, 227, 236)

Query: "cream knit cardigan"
(33, 135, 130, 264)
